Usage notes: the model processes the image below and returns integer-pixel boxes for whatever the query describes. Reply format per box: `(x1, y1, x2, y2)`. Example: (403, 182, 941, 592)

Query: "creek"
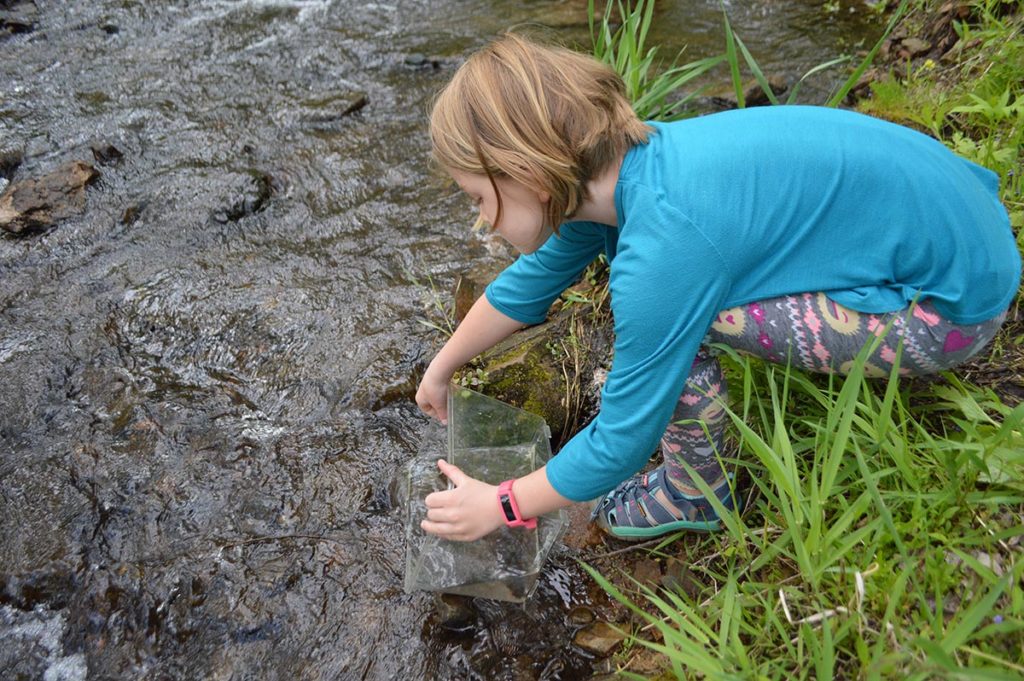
(0, 1, 880, 678)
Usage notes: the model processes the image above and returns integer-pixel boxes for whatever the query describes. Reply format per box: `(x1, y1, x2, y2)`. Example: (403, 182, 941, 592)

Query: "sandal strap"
(600, 468, 695, 529)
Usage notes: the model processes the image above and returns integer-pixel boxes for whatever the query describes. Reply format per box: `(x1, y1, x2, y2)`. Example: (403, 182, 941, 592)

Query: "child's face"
(450, 170, 552, 254)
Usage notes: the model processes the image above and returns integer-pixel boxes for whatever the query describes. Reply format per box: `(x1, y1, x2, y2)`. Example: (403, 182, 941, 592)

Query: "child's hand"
(415, 370, 450, 424)
(421, 460, 505, 541)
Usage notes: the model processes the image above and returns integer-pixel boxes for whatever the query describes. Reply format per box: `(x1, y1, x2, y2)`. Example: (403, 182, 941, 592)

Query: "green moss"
(482, 342, 567, 441)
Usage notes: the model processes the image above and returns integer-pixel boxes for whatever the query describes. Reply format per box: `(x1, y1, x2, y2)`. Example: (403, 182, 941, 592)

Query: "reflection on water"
(0, 0, 880, 677)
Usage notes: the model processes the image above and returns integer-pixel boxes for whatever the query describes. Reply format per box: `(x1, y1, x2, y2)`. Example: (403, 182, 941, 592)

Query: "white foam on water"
(0, 606, 87, 681)
(44, 655, 88, 681)
(189, 0, 334, 26)
(0, 333, 38, 364)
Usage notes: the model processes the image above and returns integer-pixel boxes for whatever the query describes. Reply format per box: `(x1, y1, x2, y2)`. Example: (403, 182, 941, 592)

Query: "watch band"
(497, 479, 537, 529)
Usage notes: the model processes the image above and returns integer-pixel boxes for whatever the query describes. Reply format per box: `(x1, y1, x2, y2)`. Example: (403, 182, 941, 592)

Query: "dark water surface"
(0, 1, 879, 678)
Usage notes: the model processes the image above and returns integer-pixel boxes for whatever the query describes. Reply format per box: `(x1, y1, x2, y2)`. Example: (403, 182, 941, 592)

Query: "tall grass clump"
(588, 0, 725, 120)
(584, 0, 1024, 677)
(586, 347, 1024, 678)
(589, 0, 909, 118)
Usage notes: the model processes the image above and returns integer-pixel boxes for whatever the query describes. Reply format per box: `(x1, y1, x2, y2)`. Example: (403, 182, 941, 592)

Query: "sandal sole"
(602, 517, 722, 541)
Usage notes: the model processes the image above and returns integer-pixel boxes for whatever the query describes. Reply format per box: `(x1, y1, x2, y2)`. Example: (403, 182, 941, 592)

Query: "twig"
(591, 537, 666, 558)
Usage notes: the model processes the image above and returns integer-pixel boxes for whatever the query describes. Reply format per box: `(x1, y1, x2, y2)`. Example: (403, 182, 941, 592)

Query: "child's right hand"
(415, 367, 450, 424)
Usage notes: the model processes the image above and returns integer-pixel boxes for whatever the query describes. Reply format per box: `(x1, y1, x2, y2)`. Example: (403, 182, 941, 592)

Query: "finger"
(425, 506, 457, 523)
(420, 519, 465, 541)
(423, 488, 455, 507)
(436, 459, 467, 486)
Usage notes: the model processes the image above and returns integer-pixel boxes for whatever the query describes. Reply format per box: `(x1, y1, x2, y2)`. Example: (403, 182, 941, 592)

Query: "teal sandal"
(591, 466, 738, 541)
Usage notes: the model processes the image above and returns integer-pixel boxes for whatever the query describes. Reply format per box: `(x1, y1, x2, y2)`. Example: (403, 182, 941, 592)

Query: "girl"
(415, 34, 1020, 542)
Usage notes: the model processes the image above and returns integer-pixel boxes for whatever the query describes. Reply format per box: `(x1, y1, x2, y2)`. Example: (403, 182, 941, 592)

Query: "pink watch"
(497, 479, 537, 529)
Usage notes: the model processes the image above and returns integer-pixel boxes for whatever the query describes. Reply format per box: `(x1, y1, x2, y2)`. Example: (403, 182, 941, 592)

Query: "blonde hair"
(430, 34, 650, 231)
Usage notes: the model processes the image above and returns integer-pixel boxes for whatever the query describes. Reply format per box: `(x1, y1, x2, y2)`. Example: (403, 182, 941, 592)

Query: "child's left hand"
(421, 459, 506, 541)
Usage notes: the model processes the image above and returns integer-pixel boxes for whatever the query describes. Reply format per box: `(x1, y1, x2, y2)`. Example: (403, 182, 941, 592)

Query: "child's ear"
(537, 188, 551, 204)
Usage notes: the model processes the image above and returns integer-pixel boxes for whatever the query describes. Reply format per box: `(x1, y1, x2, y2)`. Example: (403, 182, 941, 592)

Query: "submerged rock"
(0, 147, 21, 179)
(90, 142, 123, 167)
(0, 160, 99, 235)
(432, 593, 475, 631)
(403, 53, 443, 69)
(298, 92, 369, 130)
(211, 171, 277, 223)
(0, 0, 37, 36)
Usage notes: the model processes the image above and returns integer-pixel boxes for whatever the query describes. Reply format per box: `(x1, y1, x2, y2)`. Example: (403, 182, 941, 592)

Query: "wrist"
(497, 479, 537, 529)
(425, 355, 459, 384)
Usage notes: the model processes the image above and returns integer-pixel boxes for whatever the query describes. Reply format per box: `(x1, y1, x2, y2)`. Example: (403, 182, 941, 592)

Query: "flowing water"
(0, 1, 880, 678)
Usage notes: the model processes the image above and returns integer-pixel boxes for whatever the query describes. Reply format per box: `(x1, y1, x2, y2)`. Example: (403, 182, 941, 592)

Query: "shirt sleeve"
(546, 196, 734, 501)
(484, 221, 608, 325)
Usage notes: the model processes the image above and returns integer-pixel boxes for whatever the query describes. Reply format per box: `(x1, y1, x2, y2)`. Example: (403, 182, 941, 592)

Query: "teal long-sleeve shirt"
(484, 106, 1021, 502)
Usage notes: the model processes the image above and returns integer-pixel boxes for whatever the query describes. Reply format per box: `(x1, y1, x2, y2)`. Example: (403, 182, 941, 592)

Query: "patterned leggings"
(663, 293, 1007, 493)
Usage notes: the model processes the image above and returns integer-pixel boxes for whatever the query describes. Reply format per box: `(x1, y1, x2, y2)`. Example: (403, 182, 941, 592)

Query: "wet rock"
(573, 620, 625, 656)
(472, 311, 574, 445)
(298, 92, 369, 129)
(474, 300, 612, 446)
(90, 142, 123, 166)
(0, 147, 21, 179)
(211, 171, 277, 223)
(120, 201, 145, 226)
(403, 53, 443, 69)
(566, 605, 595, 627)
(0, 160, 99, 235)
(744, 76, 789, 107)
(0, 0, 37, 36)
(454, 260, 509, 323)
(707, 76, 790, 110)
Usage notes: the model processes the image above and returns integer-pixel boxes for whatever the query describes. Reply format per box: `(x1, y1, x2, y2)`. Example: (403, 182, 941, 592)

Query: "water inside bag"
(403, 385, 568, 602)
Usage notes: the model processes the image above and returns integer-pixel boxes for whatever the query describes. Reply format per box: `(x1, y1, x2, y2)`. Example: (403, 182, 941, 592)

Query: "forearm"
(511, 465, 574, 519)
(428, 293, 526, 376)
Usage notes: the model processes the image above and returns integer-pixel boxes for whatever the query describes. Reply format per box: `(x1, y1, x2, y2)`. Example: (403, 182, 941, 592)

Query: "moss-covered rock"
(476, 311, 573, 444)
(457, 304, 612, 447)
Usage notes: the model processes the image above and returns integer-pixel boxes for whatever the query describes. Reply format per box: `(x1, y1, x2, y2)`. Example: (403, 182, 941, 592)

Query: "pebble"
(566, 605, 594, 627)
(573, 620, 625, 656)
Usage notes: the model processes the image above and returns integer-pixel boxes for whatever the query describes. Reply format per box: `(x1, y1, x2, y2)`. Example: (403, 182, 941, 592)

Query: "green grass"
(583, 1, 1024, 677)
(857, 0, 1024, 233)
(588, 0, 909, 118)
(586, 349, 1024, 679)
(588, 0, 725, 120)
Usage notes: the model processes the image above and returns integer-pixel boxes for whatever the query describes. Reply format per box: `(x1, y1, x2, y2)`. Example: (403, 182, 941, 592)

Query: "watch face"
(499, 494, 516, 522)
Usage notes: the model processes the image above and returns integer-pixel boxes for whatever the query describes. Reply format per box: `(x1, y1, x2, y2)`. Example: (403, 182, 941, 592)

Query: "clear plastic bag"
(403, 384, 568, 602)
